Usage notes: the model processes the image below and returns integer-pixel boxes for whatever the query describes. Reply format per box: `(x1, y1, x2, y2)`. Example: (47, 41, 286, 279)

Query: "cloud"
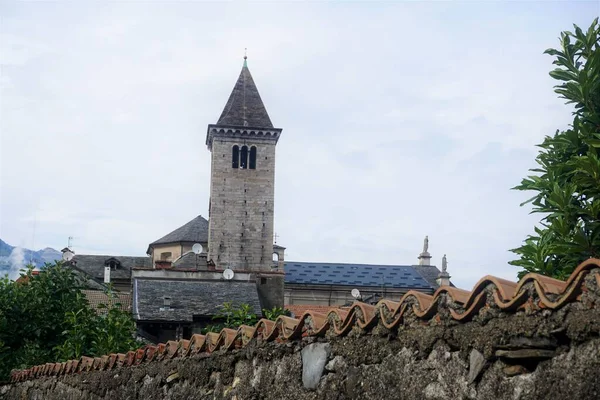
(0, 1, 597, 289)
(8, 247, 25, 280)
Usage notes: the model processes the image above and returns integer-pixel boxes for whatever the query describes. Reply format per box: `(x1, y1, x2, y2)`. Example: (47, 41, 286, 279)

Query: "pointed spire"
(216, 56, 273, 129)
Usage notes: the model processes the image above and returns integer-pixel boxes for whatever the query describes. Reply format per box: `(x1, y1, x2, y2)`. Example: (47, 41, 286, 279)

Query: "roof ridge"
(285, 261, 437, 268)
(12, 258, 600, 382)
(74, 254, 149, 259)
(148, 215, 209, 248)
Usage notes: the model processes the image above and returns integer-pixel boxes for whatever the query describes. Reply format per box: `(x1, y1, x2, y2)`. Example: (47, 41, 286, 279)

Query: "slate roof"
(70, 255, 151, 281)
(14, 258, 600, 383)
(216, 61, 274, 129)
(133, 279, 261, 322)
(172, 251, 208, 270)
(413, 265, 444, 288)
(148, 216, 209, 250)
(284, 262, 435, 290)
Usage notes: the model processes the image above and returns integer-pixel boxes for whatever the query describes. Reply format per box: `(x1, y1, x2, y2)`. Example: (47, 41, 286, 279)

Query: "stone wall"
(5, 301, 600, 400)
(208, 136, 277, 273)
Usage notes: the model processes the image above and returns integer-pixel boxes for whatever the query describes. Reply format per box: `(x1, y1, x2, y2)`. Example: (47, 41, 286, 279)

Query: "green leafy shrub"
(0, 262, 140, 382)
(511, 19, 600, 279)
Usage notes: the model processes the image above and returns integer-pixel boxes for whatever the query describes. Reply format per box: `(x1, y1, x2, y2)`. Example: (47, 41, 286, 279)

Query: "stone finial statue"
(442, 254, 448, 273)
(418, 235, 432, 265)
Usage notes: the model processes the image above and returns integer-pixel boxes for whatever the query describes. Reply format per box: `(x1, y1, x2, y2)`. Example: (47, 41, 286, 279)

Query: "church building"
(129, 56, 285, 342)
(64, 56, 450, 342)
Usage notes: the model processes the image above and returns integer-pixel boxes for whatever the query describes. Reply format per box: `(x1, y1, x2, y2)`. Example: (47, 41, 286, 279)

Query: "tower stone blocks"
(207, 134, 278, 271)
(205, 59, 284, 310)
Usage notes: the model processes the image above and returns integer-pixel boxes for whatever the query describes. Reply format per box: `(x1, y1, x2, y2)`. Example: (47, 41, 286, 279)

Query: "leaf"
(549, 69, 577, 81)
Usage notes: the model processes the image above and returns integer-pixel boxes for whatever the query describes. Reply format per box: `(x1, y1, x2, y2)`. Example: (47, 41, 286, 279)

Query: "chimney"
(155, 260, 172, 269)
(104, 266, 111, 283)
(418, 235, 432, 266)
(436, 254, 451, 286)
(207, 259, 216, 271)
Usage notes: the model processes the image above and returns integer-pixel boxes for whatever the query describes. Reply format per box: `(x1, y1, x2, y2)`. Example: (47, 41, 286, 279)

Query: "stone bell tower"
(205, 56, 283, 309)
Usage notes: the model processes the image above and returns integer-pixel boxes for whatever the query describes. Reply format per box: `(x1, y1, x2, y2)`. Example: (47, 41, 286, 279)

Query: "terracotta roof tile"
(12, 258, 600, 383)
(286, 304, 343, 317)
(82, 290, 131, 314)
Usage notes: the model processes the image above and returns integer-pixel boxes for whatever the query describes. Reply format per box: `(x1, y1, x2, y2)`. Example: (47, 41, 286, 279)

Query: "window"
(232, 145, 239, 168)
(240, 146, 248, 169)
(160, 252, 172, 260)
(249, 146, 257, 169)
(233, 145, 256, 170)
(104, 257, 121, 270)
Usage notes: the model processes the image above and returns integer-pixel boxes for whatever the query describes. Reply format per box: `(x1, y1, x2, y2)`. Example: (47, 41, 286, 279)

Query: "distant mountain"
(0, 239, 62, 276)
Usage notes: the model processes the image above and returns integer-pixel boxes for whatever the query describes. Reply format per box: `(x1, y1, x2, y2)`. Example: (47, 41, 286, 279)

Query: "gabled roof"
(283, 261, 437, 290)
(216, 60, 274, 129)
(69, 255, 151, 281)
(148, 216, 209, 250)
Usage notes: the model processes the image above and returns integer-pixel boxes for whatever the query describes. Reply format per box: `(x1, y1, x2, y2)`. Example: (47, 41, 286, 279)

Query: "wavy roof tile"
(11, 258, 600, 383)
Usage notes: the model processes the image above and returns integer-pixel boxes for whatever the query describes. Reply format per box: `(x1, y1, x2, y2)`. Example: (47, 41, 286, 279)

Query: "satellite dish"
(351, 288, 361, 299)
(62, 251, 74, 262)
(223, 268, 234, 280)
(192, 243, 203, 254)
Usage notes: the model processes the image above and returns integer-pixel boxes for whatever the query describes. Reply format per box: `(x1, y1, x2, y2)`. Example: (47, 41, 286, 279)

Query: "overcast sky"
(1, 1, 598, 289)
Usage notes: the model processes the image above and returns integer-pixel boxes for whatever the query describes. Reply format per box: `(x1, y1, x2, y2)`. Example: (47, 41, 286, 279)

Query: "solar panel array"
(283, 262, 432, 289)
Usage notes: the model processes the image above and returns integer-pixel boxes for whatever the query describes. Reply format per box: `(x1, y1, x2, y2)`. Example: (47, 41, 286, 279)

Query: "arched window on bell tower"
(232, 145, 239, 168)
(240, 145, 249, 169)
(249, 146, 257, 169)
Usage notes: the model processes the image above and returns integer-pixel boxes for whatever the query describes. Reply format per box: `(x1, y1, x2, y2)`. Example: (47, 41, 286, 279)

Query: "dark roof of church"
(216, 60, 274, 129)
(133, 278, 261, 321)
(148, 215, 209, 249)
(69, 255, 151, 281)
(283, 262, 441, 290)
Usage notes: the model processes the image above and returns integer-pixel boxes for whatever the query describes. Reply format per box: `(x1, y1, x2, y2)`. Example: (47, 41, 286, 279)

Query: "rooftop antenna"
(273, 232, 279, 244)
(223, 268, 234, 280)
(62, 249, 74, 262)
(192, 243, 203, 270)
(68, 236, 73, 249)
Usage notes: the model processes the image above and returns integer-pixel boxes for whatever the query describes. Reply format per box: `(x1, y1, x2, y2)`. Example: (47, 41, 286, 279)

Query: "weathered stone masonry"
(5, 259, 600, 399)
(208, 136, 278, 272)
(4, 304, 600, 399)
(206, 60, 282, 276)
